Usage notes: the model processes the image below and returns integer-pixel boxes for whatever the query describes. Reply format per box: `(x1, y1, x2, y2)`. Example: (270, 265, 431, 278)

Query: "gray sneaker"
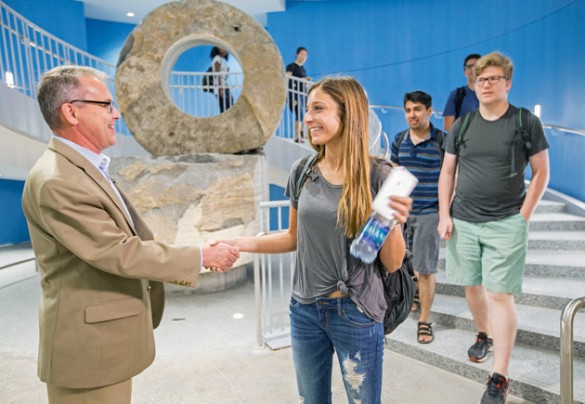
(480, 372, 509, 404)
(468, 332, 493, 363)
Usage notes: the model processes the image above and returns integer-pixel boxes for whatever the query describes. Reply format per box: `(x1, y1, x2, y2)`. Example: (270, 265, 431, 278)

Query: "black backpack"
(292, 154, 415, 335)
(201, 67, 214, 92)
(378, 249, 415, 334)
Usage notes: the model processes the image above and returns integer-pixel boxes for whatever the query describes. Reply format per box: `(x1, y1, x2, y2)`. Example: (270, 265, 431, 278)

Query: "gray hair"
(37, 65, 109, 130)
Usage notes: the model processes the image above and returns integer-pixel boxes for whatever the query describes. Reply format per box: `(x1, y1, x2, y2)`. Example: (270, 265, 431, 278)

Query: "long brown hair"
(307, 76, 372, 238)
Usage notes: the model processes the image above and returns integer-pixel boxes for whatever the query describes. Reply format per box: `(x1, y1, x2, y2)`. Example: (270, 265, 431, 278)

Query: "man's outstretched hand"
(202, 242, 240, 272)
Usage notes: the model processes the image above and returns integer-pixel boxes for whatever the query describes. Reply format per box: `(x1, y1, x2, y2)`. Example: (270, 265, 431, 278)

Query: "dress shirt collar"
(53, 136, 110, 179)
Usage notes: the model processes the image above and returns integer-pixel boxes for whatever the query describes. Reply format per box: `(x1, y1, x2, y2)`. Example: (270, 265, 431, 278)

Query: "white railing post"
(253, 200, 295, 350)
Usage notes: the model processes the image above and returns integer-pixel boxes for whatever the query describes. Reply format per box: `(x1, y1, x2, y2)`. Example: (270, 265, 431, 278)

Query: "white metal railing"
(254, 200, 296, 349)
(274, 76, 311, 143)
(0, 1, 129, 134)
(167, 70, 244, 117)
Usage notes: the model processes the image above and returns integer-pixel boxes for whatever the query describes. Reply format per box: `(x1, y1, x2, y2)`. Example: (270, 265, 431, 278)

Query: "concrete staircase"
(386, 196, 585, 403)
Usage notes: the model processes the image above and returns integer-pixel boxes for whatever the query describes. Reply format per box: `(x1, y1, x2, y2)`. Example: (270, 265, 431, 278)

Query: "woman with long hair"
(225, 76, 411, 403)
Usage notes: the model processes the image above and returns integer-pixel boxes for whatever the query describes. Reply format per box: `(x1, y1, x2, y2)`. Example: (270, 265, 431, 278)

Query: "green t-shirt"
(445, 105, 549, 222)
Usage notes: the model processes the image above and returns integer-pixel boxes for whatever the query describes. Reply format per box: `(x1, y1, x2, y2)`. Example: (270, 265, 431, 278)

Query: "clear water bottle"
(350, 166, 418, 264)
(350, 213, 397, 263)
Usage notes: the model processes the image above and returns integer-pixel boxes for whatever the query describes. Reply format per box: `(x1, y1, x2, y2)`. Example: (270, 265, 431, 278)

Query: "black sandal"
(417, 321, 434, 344)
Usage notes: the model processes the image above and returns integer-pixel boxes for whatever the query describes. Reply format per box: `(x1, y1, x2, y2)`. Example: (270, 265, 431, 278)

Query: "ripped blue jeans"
(290, 296, 384, 404)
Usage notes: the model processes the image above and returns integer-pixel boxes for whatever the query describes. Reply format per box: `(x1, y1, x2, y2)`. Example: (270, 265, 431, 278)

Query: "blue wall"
(267, 0, 585, 202)
(3, 0, 87, 50)
(546, 129, 585, 200)
(0, 179, 29, 245)
(86, 18, 135, 66)
(268, 0, 584, 131)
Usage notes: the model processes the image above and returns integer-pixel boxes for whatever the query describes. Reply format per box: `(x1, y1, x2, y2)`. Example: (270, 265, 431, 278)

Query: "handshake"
(201, 240, 240, 273)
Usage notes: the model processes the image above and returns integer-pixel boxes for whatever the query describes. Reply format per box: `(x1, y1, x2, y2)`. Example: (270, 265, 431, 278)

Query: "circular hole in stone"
(166, 43, 243, 117)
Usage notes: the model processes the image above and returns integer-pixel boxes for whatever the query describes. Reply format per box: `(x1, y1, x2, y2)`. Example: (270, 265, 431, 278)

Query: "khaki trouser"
(47, 378, 132, 404)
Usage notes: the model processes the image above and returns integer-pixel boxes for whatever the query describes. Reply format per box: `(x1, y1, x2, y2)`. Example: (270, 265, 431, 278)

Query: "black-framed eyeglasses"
(474, 75, 507, 86)
(463, 64, 475, 70)
(69, 99, 116, 113)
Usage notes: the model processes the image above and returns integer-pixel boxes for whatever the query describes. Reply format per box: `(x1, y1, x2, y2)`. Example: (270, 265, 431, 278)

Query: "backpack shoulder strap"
(293, 153, 318, 200)
(454, 86, 467, 118)
(455, 110, 475, 156)
(394, 129, 409, 165)
(516, 107, 533, 154)
(399, 129, 409, 146)
(433, 126, 446, 164)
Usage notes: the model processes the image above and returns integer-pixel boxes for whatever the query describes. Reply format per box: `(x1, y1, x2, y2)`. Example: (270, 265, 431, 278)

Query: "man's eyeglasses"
(69, 99, 116, 113)
(464, 64, 475, 70)
(474, 75, 507, 86)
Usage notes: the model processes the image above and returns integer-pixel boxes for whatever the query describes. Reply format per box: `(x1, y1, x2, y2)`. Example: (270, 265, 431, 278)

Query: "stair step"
(435, 271, 585, 310)
(438, 250, 585, 279)
(387, 319, 585, 403)
(525, 250, 585, 278)
(528, 231, 585, 250)
(535, 200, 566, 214)
(426, 294, 585, 358)
(529, 212, 585, 231)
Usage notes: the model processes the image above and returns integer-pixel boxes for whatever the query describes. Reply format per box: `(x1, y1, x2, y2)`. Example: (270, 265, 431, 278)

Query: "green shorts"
(446, 214, 529, 294)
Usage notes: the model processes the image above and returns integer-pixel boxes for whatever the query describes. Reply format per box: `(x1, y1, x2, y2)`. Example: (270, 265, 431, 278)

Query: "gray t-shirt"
(445, 105, 549, 222)
(285, 157, 391, 322)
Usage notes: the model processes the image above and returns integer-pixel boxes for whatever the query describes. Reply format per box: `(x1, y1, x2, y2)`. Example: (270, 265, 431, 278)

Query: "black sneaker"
(480, 372, 509, 404)
(468, 332, 493, 363)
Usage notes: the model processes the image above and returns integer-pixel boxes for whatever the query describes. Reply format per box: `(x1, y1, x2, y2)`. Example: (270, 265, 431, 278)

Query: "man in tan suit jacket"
(22, 65, 240, 403)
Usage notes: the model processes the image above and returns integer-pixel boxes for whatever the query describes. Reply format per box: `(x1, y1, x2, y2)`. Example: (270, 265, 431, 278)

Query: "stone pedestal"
(110, 153, 267, 292)
(113, 0, 286, 293)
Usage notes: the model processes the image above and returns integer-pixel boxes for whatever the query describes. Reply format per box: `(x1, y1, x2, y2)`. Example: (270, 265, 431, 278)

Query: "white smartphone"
(371, 166, 418, 221)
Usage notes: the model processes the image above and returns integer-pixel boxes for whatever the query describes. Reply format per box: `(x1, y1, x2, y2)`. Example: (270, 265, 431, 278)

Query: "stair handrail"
(544, 124, 585, 137)
(560, 296, 585, 404)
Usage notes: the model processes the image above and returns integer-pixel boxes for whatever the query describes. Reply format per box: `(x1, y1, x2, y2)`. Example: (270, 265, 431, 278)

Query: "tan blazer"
(22, 139, 201, 389)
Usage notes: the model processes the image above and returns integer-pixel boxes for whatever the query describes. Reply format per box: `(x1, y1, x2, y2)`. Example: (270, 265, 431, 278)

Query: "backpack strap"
(517, 107, 532, 154)
(429, 124, 446, 165)
(455, 107, 532, 163)
(454, 86, 467, 118)
(394, 129, 410, 165)
(293, 153, 318, 201)
(454, 111, 475, 157)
